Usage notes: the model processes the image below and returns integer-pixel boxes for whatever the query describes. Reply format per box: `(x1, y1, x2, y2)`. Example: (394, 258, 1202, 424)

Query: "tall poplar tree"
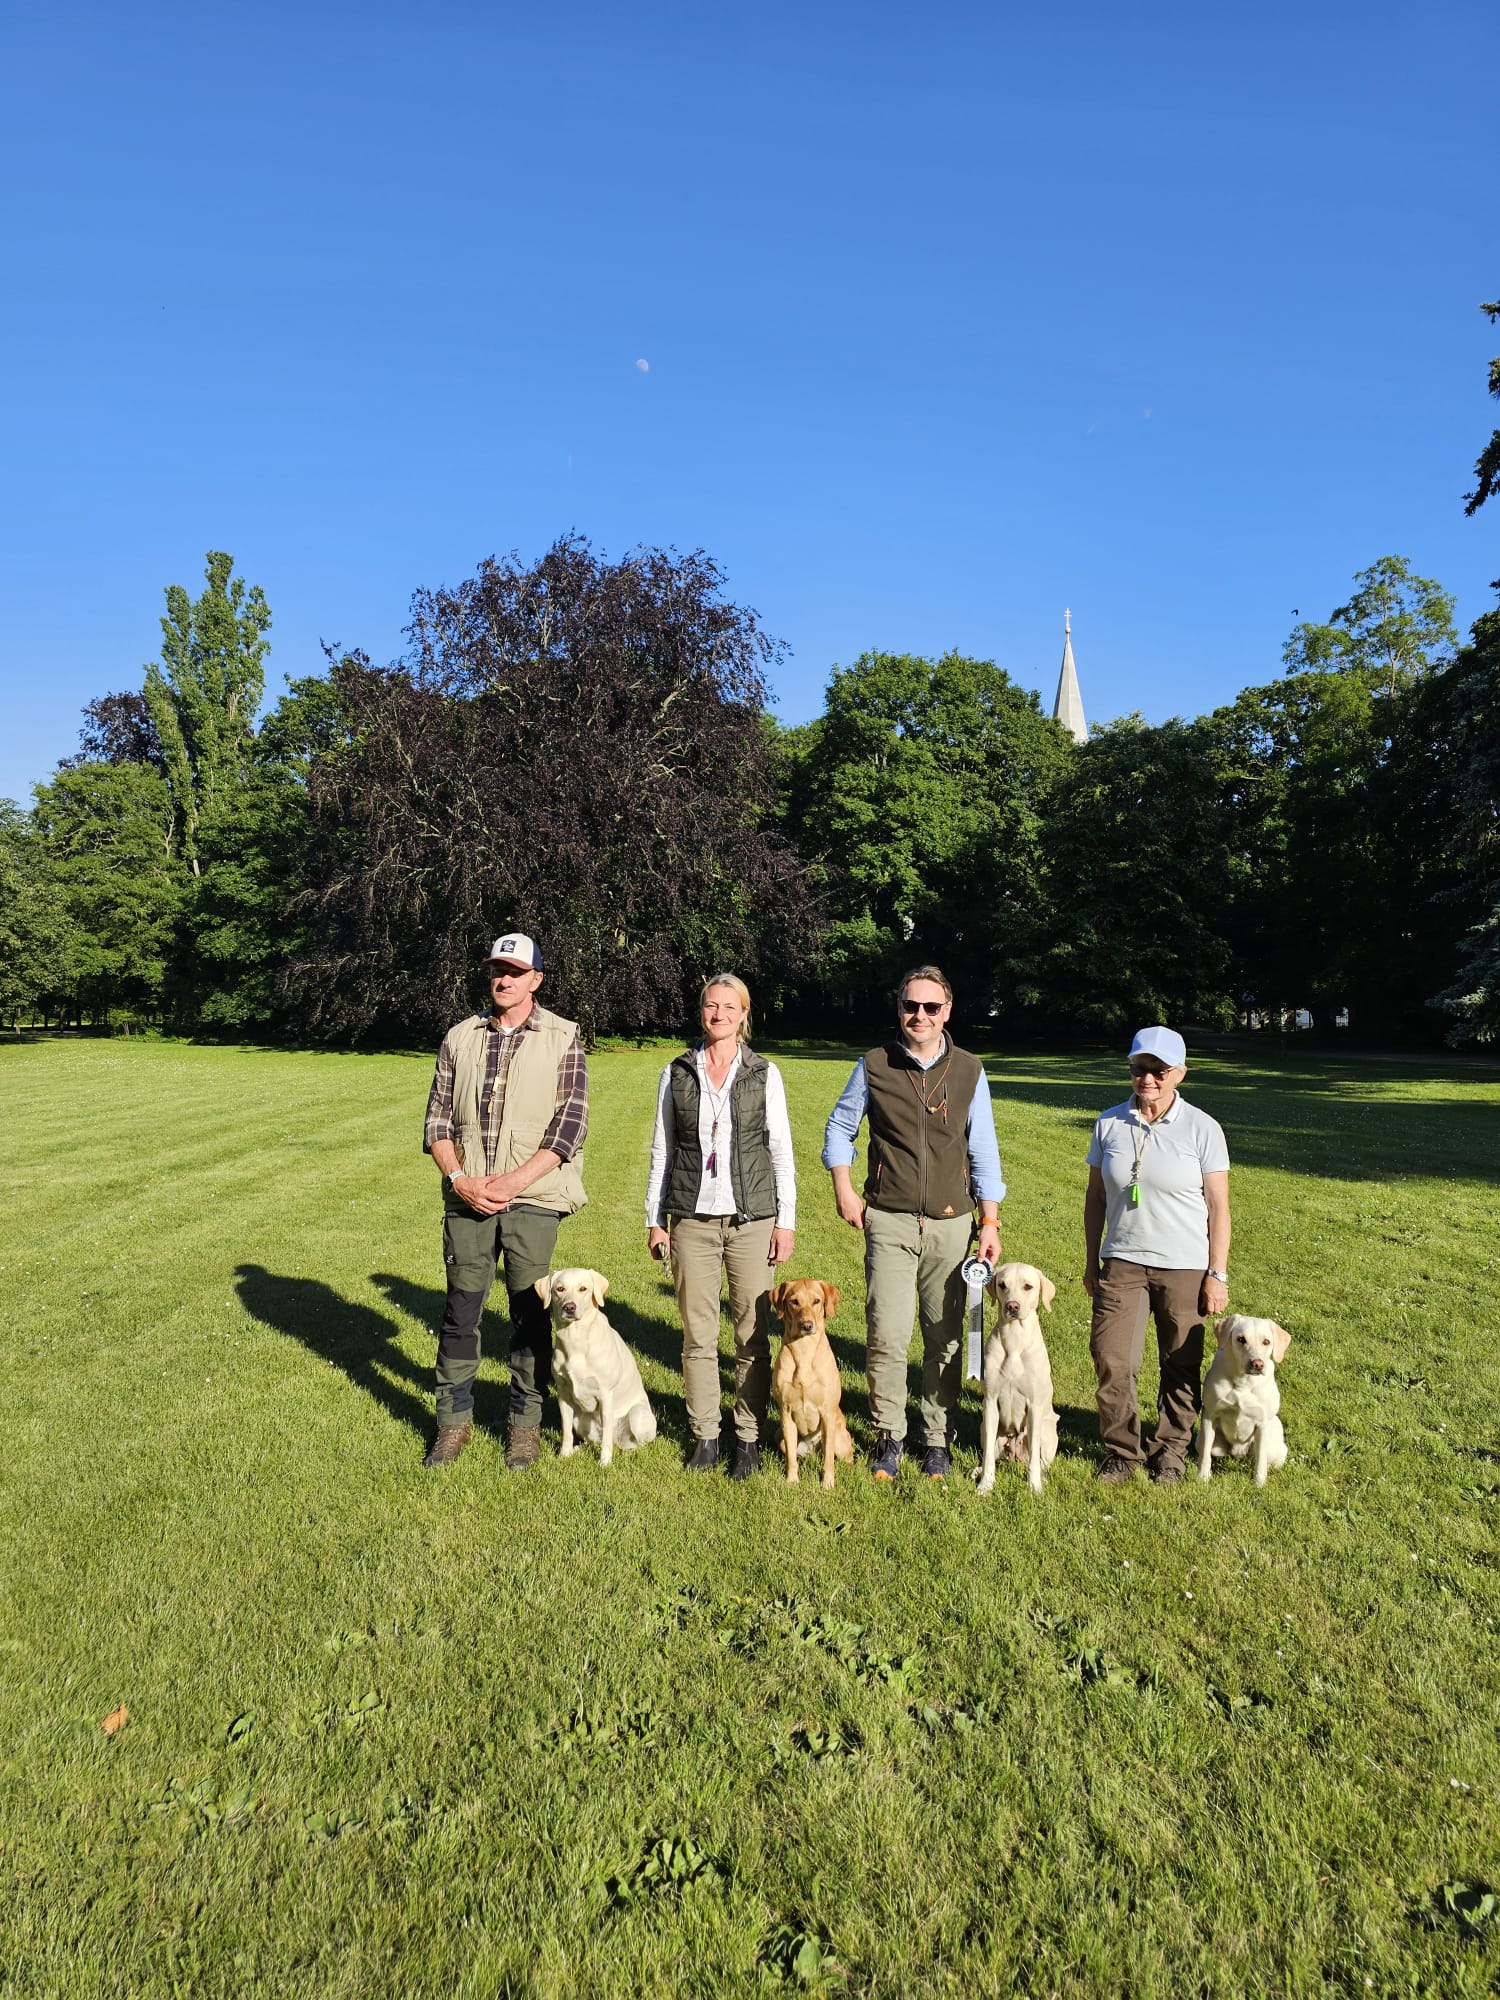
(142, 550, 270, 875)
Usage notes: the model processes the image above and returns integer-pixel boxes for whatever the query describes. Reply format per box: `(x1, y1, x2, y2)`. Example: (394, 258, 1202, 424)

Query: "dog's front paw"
(974, 1473, 995, 1495)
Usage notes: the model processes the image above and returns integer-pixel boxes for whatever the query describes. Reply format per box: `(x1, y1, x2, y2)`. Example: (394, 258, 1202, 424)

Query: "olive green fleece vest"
(862, 1038, 982, 1219)
(446, 1003, 586, 1215)
(663, 1047, 776, 1223)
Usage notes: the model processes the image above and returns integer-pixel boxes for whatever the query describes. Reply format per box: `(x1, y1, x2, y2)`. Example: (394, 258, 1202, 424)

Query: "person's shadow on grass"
(235, 1263, 504, 1442)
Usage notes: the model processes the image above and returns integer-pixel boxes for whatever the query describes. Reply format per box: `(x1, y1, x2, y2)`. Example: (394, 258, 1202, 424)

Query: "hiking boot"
(1095, 1455, 1139, 1486)
(869, 1432, 904, 1482)
(1149, 1459, 1183, 1486)
(729, 1439, 760, 1482)
(921, 1444, 952, 1482)
(686, 1438, 720, 1473)
(423, 1421, 471, 1469)
(505, 1423, 542, 1472)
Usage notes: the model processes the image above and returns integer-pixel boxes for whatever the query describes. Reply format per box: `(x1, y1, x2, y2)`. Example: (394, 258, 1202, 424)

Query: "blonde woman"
(644, 974, 796, 1479)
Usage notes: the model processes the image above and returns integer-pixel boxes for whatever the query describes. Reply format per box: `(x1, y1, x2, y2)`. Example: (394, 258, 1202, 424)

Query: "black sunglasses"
(1129, 1061, 1171, 1078)
(901, 999, 946, 1016)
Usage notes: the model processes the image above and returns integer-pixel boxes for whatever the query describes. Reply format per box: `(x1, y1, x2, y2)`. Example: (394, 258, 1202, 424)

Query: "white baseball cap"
(482, 932, 542, 972)
(1130, 1025, 1186, 1067)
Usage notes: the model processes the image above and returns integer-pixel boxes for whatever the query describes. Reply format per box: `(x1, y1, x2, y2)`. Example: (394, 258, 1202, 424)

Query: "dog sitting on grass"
(974, 1261, 1060, 1497)
(1197, 1314, 1290, 1488)
(769, 1279, 855, 1489)
(536, 1268, 657, 1467)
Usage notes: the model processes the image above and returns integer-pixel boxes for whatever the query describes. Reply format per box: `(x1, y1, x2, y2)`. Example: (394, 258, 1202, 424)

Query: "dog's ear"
(589, 1271, 610, 1307)
(769, 1282, 789, 1313)
(820, 1283, 840, 1318)
(1214, 1313, 1238, 1348)
(534, 1275, 552, 1306)
(1270, 1322, 1291, 1363)
(1039, 1273, 1056, 1313)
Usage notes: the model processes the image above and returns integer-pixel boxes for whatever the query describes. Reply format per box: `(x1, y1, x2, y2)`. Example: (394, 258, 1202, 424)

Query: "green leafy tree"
(1282, 554, 1457, 697)
(0, 801, 79, 1028)
(1037, 717, 1233, 1032)
(142, 551, 271, 875)
(1431, 603, 1500, 1041)
(29, 764, 186, 1024)
(782, 651, 1074, 1015)
(1463, 296, 1500, 518)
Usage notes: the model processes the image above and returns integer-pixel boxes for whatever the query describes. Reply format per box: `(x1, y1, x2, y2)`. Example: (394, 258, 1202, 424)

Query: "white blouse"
(644, 1048, 796, 1228)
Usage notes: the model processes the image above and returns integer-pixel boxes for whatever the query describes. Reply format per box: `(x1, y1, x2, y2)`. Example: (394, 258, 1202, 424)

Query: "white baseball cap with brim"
(1130, 1025, 1186, 1067)
(483, 932, 543, 972)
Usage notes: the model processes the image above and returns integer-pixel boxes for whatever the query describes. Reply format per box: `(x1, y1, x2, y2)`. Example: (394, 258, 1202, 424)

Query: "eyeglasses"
(901, 999, 946, 1017)
(1129, 1062, 1172, 1079)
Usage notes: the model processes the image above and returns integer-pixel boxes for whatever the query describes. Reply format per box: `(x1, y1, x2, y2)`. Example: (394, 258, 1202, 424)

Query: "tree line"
(2, 533, 1496, 1050)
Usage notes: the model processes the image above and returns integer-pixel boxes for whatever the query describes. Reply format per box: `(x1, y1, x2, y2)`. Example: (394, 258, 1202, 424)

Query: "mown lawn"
(1, 1034, 1497, 1998)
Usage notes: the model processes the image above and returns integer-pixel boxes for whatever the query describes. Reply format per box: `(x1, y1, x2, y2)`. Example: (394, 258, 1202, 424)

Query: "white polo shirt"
(1086, 1094, 1229, 1270)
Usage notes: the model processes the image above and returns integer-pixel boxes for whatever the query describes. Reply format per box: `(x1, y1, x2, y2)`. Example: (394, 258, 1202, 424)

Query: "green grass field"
(2, 1035, 1498, 1998)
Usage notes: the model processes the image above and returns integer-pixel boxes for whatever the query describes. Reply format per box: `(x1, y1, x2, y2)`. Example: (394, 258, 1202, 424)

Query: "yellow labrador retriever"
(975, 1262, 1060, 1496)
(770, 1279, 855, 1489)
(1198, 1314, 1290, 1487)
(536, 1268, 657, 1467)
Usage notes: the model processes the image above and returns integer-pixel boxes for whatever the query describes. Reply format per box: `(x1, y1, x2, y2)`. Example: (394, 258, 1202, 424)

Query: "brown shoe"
(1095, 1455, 1139, 1485)
(424, 1421, 471, 1468)
(1149, 1459, 1183, 1486)
(505, 1423, 542, 1472)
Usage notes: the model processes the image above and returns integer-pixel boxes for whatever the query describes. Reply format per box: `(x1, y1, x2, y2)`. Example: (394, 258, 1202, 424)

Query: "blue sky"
(2, 0, 1495, 802)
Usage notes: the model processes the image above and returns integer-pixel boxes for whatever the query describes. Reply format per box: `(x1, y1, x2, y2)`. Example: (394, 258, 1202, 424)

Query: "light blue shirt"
(821, 1039, 1006, 1205)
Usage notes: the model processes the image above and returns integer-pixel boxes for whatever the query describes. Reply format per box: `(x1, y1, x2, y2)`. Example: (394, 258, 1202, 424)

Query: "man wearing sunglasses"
(1082, 1025, 1230, 1486)
(421, 932, 589, 1472)
(822, 965, 1004, 1482)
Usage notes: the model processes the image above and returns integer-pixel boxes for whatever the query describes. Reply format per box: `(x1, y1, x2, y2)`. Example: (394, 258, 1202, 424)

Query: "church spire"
(1052, 607, 1088, 744)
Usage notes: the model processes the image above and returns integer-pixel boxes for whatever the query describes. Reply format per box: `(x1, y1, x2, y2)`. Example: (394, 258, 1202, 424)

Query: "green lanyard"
(1129, 1111, 1156, 1207)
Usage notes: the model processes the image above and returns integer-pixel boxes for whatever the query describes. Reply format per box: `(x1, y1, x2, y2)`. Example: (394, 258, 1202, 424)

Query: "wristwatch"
(1207, 1268, 1229, 1283)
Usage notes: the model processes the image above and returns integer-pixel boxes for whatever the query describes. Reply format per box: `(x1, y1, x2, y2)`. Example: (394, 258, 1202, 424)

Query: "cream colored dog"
(536, 1268, 657, 1466)
(1197, 1314, 1290, 1487)
(975, 1262, 1060, 1496)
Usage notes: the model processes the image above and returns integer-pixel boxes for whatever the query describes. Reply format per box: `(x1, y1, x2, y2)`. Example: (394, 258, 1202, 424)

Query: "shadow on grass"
(237, 1262, 501, 1441)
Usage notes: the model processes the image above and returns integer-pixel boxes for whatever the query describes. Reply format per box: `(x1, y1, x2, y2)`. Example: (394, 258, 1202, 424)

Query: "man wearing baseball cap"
(1081, 1025, 1232, 1485)
(421, 932, 589, 1470)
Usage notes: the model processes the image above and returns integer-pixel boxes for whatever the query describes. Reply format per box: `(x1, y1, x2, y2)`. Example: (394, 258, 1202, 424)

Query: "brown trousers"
(1089, 1258, 1206, 1469)
(670, 1214, 775, 1443)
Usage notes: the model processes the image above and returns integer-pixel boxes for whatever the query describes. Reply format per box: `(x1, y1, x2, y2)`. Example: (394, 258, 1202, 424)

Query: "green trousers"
(862, 1208, 971, 1446)
(435, 1202, 562, 1430)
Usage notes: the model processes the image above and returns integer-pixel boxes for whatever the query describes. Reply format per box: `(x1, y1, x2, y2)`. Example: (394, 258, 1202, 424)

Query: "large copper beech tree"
(286, 537, 819, 1042)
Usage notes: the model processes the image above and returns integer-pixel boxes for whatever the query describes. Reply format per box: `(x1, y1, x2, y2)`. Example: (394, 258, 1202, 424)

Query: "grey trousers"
(1089, 1258, 1206, 1469)
(670, 1214, 775, 1443)
(863, 1209, 971, 1446)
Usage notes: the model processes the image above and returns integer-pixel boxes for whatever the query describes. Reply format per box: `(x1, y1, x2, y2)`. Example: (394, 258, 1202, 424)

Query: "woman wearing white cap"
(1082, 1026, 1231, 1485)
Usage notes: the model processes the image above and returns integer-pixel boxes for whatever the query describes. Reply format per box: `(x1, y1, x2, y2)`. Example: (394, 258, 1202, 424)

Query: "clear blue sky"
(2, 0, 1495, 803)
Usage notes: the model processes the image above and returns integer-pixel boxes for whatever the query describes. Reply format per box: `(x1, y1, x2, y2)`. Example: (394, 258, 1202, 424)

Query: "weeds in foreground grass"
(1, 1039, 1499, 1996)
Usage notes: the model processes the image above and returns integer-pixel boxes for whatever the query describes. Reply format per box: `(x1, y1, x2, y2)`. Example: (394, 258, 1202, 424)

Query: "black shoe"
(729, 1439, 760, 1482)
(869, 1432, 903, 1482)
(921, 1444, 952, 1481)
(686, 1438, 720, 1473)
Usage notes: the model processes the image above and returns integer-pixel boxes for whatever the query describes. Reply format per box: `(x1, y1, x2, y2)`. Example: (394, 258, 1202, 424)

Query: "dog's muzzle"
(1246, 1358, 1264, 1373)
(561, 1301, 579, 1319)
(1003, 1300, 1022, 1318)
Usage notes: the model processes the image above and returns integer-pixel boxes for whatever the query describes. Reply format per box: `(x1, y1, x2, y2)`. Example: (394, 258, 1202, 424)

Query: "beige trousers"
(863, 1208, 971, 1446)
(670, 1214, 775, 1443)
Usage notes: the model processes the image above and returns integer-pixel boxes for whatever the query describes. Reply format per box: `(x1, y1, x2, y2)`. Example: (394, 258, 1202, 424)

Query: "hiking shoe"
(729, 1439, 760, 1482)
(1095, 1455, 1139, 1486)
(1149, 1459, 1184, 1486)
(921, 1444, 952, 1482)
(869, 1432, 904, 1482)
(505, 1423, 542, 1472)
(686, 1438, 721, 1473)
(423, 1421, 471, 1468)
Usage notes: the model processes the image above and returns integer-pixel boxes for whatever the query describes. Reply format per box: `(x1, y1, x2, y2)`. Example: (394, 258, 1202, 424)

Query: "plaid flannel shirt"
(423, 1013, 589, 1170)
